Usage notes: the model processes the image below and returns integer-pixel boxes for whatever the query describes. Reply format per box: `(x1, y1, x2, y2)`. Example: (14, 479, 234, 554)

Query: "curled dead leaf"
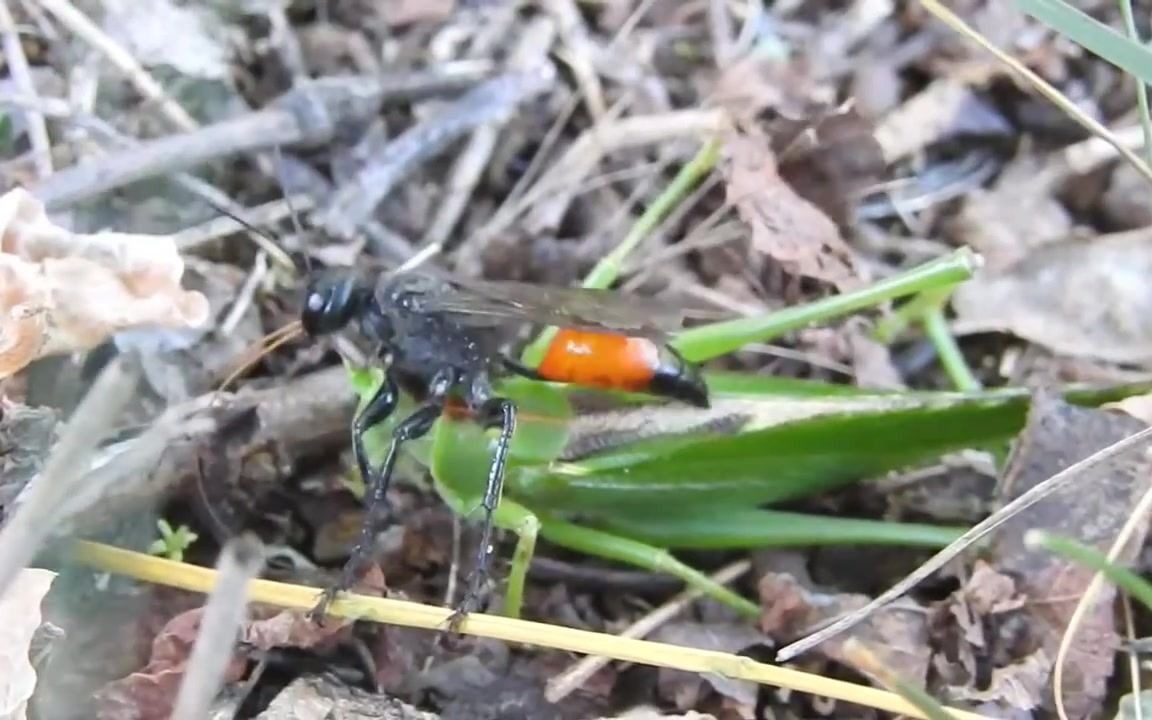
(0, 568, 56, 720)
(951, 227, 1152, 363)
(719, 124, 863, 291)
(0, 188, 210, 379)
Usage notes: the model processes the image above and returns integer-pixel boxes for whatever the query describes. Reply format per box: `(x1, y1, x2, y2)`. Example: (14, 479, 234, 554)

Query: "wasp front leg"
(311, 369, 453, 618)
(447, 395, 517, 629)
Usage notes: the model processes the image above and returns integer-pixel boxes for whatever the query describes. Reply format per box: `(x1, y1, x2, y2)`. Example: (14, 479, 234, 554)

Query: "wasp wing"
(412, 274, 687, 341)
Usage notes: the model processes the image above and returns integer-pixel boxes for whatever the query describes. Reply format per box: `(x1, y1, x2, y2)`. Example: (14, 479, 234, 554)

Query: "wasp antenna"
(214, 320, 304, 399)
(193, 191, 298, 273)
(271, 145, 313, 276)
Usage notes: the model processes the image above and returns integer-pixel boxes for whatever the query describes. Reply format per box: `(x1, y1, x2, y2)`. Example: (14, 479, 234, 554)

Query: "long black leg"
(448, 396, 517, 628)
(311, 370, 452, 617)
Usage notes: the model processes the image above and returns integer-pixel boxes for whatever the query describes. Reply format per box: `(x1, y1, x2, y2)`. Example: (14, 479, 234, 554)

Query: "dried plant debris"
(0, 568, 56, 720)
(719, 122, 864, 291)
(933, 390, 1151, 718)
(951, 227, 1152, 364)
(0, 189, 209, 379)
(255, 674, 440, 720)
(650, 621, 766, 714)
(95, 600, 360, 720)
(757, 572, 932, 692)
(943, 152, 1071, 271)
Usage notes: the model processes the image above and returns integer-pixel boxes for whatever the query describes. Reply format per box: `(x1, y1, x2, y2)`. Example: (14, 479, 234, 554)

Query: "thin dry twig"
(219, 251, 269, 337)
(171, 535, 266, 720)
(776, 423, 1152, 662)
(492, 107, 728, 241)
(0, 0, 52, 177)
(918, 0, 1152, 187)
(1122, 595, 1144, 720)
(28, 77, 386, 210)
(545, 560, 751, 703)
(0, 354, 138, 598)
(544, 0, 607, 119)
(173, 195, 316, 251)
(419, 14, 557, 256)
(34, 0, 199, 132)
(1048, 479, 1152, 720)
(314, 66, 558, 241)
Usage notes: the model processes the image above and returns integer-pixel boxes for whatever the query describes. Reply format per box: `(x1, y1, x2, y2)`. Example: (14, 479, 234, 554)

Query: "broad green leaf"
(511, 393, 1026, 513)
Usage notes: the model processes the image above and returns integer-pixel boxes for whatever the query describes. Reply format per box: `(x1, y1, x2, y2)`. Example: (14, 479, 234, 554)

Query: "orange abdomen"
(537, 329, 660, 392)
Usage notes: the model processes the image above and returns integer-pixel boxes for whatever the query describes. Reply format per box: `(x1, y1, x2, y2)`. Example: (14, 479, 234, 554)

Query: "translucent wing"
(405, 272, 689, 340)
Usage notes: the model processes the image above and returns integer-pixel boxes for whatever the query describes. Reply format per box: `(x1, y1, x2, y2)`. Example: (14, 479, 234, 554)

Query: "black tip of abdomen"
(649, 363, 711, 408)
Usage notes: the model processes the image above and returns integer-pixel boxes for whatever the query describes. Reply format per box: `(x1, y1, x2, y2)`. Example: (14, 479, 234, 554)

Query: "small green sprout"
(148, 519, 198, 562)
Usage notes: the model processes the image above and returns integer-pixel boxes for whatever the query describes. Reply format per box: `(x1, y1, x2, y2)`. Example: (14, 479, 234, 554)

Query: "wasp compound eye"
(301, 275, 360, 336)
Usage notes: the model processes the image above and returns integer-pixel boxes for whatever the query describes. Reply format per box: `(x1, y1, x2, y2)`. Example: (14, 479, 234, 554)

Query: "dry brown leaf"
(1104, 391, 1152, 425)
(599, 710, 717, 720)
(0, 188, 209, 379)
(943, 153, 1071, 271)
(650, 621, 765, 713)
(984, 389, 1151, 718)
(256, 674, 439, 720)
(0, 568, 56, 720)
(758, 572, 931, 688)
(873, 77, 1012, 163)
(719, 125, 862, 291)
(381, 0, 455, 26)
(769, 105, 888, 228)
(95, 600, 359, 720)
(951, 227, 1152, 364)
(709, 53, 830, 125)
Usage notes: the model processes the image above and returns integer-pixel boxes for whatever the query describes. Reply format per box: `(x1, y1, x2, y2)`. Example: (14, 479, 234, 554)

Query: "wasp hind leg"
(447, 396, 517, 630)
(310, 369, 451, 619)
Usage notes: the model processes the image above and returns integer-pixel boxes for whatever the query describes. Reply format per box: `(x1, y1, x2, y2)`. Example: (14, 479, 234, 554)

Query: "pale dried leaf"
(381, 0, 456, 26)
(0, 568, 57, 720)
(103, 0, 231, 80)
(951, 228, 1152, 363)
(599, 709, 717, 720)
(758, 572, 931, 687)
(719, 126, 861, 291)
(944, 153, 1070, 271)
(986, 390, 1151, 717)
(873, 78, 1011, 163)
(948, 650, 1051, 710)
(0, 188, 209, 379)
(1114, 689, 1152, 720)
(1105, 392, 1152, 425)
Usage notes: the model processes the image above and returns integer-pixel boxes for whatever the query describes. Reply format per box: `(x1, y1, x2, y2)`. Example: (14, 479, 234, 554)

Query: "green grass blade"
(1025, 530, 1152, 611)
(592, 507, 964, 550)
(1016, 0, 1152, 86)
(673, 248, 981, 363)
(537, 514, 761, 617)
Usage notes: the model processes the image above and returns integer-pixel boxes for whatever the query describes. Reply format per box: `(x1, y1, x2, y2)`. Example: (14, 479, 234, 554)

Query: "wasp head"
(301, 272, 369, 336)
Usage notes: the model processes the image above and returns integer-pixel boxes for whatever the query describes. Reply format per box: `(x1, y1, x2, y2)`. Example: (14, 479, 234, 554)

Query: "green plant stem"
(922, 305, 981, 392)
(872, 285, 952, 344)
(538, 514, 761, 618)
(1025, 530, 1152, 610)
(1116, 0, 1152, 168)
(674, 248, 982, 363)
(595, 508, 965, 550)
(521, 137, 722, 366)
